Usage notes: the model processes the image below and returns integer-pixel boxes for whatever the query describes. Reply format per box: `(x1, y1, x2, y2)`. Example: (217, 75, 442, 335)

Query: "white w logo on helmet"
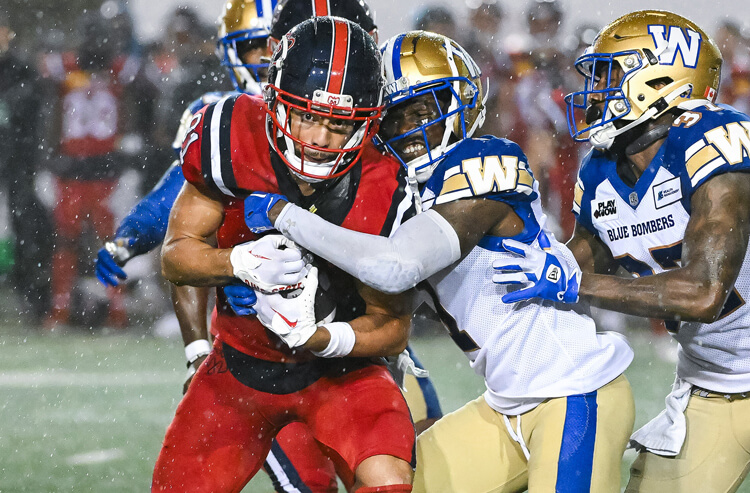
(647, 25, 702, 68)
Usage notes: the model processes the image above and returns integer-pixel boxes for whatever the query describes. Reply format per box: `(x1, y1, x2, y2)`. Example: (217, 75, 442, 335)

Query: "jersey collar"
(605, 143, 667, 210)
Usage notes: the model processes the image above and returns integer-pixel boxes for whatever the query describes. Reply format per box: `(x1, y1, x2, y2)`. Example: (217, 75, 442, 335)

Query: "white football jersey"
(421, 136, 633, 415)
(574, 101, 750, 393)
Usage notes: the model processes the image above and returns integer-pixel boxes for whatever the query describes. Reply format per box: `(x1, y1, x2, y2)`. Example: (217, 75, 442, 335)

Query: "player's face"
(288, 108, 357, 162)
(585, 60, 625, 123)
(238, 40, 270, 82)
(379, 94, 446, 163)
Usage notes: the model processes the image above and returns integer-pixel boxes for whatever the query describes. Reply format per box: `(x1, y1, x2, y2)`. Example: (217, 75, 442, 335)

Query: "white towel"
(629, 376, 692, 456)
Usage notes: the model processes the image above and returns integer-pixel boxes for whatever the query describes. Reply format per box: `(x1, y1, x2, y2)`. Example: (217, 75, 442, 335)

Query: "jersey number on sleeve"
(616, 241, 745, 322)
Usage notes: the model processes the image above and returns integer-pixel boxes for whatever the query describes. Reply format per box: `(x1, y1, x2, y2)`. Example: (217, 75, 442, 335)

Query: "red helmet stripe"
(326, 19, 350, 94)
(312, 0, 330, 16)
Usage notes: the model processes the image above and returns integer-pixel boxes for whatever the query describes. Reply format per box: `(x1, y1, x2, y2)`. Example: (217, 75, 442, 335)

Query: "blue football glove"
(95, 238, 136, 287)
(244, 192, 288, 234)
(492, 234, 581, 304)
(223, 282, 258, 316)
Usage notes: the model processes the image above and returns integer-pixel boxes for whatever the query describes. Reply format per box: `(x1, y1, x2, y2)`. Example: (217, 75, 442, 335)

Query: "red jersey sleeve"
(179, 103, 209, 192)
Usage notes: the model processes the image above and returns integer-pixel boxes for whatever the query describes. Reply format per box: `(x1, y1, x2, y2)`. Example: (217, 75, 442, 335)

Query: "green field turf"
(1, 323, 748, 492)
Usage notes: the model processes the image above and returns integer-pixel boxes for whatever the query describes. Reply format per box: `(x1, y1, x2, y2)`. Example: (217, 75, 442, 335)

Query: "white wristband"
(312, 322, 356, 358)
(185, 339, 212, 364)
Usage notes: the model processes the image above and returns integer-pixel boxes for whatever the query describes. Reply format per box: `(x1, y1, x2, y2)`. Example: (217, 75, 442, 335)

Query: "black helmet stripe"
(326, 18, 350, 94)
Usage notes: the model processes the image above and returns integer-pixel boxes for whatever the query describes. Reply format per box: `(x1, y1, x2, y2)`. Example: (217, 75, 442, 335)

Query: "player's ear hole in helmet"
(264, 16, 384, 182)
(378, 30, 486, 184)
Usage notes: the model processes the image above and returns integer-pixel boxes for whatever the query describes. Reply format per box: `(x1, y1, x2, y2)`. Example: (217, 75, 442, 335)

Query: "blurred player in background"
(155, 17, 417, 493)
(43, 6, 157, 330)
(493, 10, 750, 492)
(243, 30, 634, 492)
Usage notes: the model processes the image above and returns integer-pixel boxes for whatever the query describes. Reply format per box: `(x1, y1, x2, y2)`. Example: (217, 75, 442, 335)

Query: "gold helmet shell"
(216, 0, 277, 93)
(380, 30, 485, 182)
(566, 10, 722, 146)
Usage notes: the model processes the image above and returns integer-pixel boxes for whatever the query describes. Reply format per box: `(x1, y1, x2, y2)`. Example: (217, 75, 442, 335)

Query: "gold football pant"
(626, 389, 750, 493)
(413, 374, 634, 493)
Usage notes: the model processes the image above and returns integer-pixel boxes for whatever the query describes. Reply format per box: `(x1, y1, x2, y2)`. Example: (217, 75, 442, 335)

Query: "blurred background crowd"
(1, 0, 750, 333)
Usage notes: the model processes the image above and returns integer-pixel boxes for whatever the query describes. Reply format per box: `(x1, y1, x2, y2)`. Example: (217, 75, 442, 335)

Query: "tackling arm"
(171, 283, 212, 394)
(577, 172, 750, 322)
(566, 222, 621, 276)
(115, 162, 185, 256)
(270, 197, 514, 294)
(95, 163, 186, 286)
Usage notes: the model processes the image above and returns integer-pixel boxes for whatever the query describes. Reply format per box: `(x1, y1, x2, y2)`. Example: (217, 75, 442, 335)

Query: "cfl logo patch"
(546, 265, 561, 283)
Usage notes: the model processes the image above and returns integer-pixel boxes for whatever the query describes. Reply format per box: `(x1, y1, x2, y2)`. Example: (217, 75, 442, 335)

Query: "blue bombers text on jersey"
(574, 100, 750, 392)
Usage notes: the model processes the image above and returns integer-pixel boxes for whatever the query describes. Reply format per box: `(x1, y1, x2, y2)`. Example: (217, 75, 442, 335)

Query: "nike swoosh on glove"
(254, 267, 320, 348)
(244, 192, 288, 234)
(230, 235, 310, 294)
(491, 233, 581, 304)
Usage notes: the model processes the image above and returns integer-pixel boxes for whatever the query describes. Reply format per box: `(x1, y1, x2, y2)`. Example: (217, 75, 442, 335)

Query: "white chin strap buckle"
(589, 121, 616, 150)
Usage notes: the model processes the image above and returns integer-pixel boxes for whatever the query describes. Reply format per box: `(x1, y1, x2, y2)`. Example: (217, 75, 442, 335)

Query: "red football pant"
(49, 178, 124, 324)
(264, 422, 338, 492)
(152, 339, 415, 492)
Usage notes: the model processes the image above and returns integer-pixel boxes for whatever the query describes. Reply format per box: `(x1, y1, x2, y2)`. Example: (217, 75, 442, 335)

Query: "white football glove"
(230, 235, 309, 294)
(254, 267, 320, 348)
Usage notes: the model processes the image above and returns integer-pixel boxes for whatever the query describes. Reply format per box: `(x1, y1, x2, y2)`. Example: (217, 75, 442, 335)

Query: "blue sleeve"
(668, 104, 750, 193)
(114, 162, 185, 256)
(572, 149, 605, 236)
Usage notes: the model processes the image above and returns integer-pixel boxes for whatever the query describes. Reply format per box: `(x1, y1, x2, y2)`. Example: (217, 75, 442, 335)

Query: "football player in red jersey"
(153, 18, 416, 493)
(43, 8, 156, 329)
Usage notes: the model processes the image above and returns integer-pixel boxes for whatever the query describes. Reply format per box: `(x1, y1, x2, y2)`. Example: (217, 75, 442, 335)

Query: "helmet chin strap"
(407, 165, 424, 213)
(625, 123, 671, 156)
(589, 83, 692, 150)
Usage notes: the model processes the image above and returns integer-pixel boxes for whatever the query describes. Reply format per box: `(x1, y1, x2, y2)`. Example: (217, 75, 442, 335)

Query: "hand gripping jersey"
(574, 101, 750, 393)
(420, 136, 633, 415)
(181, 93, 415, 363)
